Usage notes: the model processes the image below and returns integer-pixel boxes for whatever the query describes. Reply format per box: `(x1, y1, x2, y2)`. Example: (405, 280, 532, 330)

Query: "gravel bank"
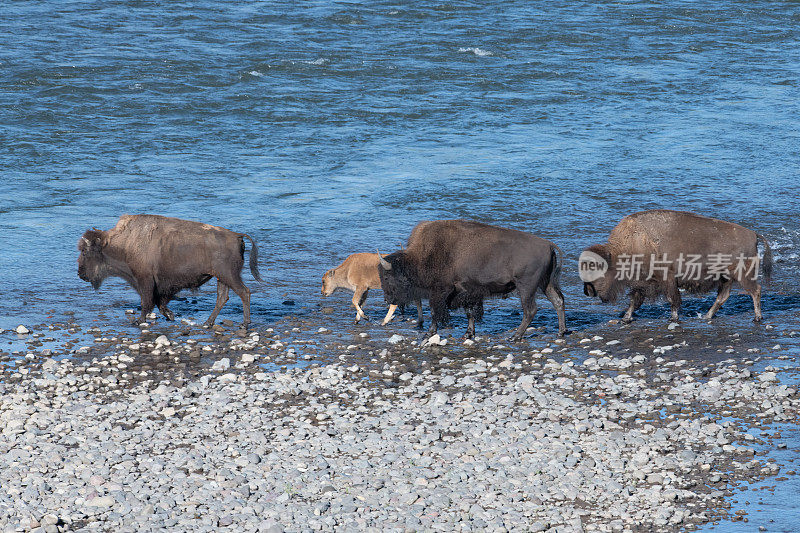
(1, 323, 799, 532)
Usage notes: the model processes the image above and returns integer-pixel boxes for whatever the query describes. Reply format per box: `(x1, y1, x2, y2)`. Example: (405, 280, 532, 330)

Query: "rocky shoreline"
(1, 317, 799, 532)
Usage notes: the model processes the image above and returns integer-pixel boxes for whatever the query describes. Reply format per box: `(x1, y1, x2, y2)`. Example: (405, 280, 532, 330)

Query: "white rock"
(387, 334, 404, 344)
(212, 358, 231, 371)
(86, 495, 115, 508)
(241, 353, 255, 363)
(15, 325, 30, 334)
(154, 335, 170, 347)
(161, 407, 176, 417)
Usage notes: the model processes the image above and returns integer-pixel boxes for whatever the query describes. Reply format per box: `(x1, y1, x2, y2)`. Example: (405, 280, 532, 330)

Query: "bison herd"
(78, 210, 773, 340)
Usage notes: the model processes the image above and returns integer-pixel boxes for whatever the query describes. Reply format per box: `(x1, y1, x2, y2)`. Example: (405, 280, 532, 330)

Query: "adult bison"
(78, 214, 262, 326)
(378, 220, 568, 341)
(580, 209, 772, 323)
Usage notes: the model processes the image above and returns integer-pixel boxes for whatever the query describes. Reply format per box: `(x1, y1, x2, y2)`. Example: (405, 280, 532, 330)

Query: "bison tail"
(243, 233, 264, 282)
(757, 233, 773, 284)
(549, 244, 563, 290)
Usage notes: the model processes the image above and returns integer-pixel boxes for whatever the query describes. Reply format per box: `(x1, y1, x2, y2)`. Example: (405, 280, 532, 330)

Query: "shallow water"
(2, 0, 799, 335)
(1, 0, 799, 528)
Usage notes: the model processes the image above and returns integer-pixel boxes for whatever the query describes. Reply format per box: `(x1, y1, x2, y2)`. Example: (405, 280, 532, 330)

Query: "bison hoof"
(558, 329, 572, 337)
(754, 316, 763, 323)
(621, 316, 634, 324)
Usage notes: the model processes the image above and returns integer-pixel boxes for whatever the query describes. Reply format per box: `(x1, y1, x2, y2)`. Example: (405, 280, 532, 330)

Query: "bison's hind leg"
(739, 276, 763, 322)
(511, 284, 538, 342)
(544, 284, 569, 337)
(215, 270, 252, 327)
(704, 279, 733, 320)
(205, 281, 230, 327)
(155, 288, 178, 321)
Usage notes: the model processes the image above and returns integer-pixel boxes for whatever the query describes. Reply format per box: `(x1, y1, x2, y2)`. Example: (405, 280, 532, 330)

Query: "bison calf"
(78, 214, 262, 326)
(379, 220, 568, 341)
(581, 209, 772, 323)
(322, 252, 422, 325)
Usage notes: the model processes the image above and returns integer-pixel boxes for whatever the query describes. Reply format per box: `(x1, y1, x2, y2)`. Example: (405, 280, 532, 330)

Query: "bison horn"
(82, 237, 91, 246)
(376, 250, 391, 270)
(583, 282, 597, 297)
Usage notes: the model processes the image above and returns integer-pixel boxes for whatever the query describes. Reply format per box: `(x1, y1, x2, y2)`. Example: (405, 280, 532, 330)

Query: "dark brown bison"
(581, 209, 772, 322)
(78, 214, 262, 326)
(378, 220, 567, 341)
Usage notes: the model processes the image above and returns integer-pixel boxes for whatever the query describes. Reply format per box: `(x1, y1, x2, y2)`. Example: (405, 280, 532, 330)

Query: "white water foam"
(459, 47, 493, 57)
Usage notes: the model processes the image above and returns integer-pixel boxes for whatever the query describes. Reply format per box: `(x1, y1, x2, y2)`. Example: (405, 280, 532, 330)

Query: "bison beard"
(77, 214, 262, 326)
(379, 220, 568, 341)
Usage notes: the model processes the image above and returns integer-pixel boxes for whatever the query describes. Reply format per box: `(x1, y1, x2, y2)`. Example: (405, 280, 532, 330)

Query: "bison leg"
(352, 287, 369, 323)
(665, 278, 682, 321)
(415, 299, 424, 329)
(427, 292, 450, 336)
(136, 277, 156, 323)
(205, 282, 230, 327)
(621, 290, 645, 323)
(158, 304, 175, 321)
(380, 304, 398, 325)
(217, 271, 252, 327)
(544, 284, 569, 337)
(740, 277, 763, 322)
(464, 307, 475, 339)
(704, 279, 733, 319)
(511, 289, 537, 342)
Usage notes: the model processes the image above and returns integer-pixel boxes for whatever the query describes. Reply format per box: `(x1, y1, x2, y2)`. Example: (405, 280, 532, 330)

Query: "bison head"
(77, 229, 109, 289)
(580, 244, 622, 303)
(377, 251, 415, 306)
(321, 269, 336, 296)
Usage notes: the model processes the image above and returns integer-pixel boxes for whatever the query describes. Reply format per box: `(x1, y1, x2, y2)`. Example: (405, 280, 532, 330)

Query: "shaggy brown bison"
(581, 209, 772, 322)
(378, 219, 568, 341)
(322, 252, 424, 325)
(78, 214, 262, 326)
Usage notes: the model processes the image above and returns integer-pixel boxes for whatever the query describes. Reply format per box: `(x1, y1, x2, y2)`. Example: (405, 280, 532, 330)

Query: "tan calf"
(321, 252, 408, 324)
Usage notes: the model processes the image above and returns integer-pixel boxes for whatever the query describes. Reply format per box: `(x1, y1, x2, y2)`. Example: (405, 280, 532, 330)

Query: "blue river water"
(1, 1, 799, 529)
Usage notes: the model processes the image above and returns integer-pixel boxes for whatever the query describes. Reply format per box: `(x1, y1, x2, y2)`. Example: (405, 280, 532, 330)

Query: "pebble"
(15, 325, 30, 334)
(0, 326, 795, 533)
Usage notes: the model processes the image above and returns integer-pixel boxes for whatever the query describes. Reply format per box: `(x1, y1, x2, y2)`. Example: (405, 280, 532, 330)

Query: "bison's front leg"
(464, 306, 476, 339)
(136, 277, 156, 324)
(621, 290, 645, 324)
(665, 278, 682, 322)
(427, 292, 448, 337)
(352, 287, 369, 324)
(415, 299, 424, 330)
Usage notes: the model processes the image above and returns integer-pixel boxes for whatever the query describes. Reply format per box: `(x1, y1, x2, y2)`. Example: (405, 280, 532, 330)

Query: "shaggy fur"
(78, 214, 262, 326)
(379, 219, 567, 340)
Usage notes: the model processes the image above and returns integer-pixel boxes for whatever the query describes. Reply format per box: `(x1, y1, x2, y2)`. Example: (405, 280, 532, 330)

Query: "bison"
(581, 209, 773, 322)
(322, 252, 423, 326)
(378, 219, 568, 341)
(78, 214, 262, 326)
